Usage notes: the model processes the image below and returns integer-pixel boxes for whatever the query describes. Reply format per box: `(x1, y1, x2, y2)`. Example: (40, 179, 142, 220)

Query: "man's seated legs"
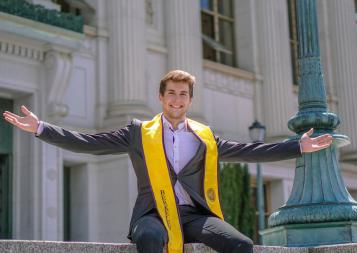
(183, 214, 253, 253)
(131, 214, 168, 253)
(132, 206, 253, 253)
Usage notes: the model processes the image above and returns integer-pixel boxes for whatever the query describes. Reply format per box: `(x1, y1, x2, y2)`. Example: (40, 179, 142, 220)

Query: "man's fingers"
(4, 116, 19, 126)
(4, 114, 21, 124)
(4, 113, 16, 121)
(316, 139, 332, 146)
(4, 116, 13, 123)
(313, 134, 333, 144)
(3, 111, 21, 119)
(4, 116, 28, 129)
(21, 105, 31, 116)
(316, 134, 332, 139)
(312, 139, 332, 149)
(306, 128, 314, 137)
(314, 135, 332, 141)
(315, 143, 332, 150)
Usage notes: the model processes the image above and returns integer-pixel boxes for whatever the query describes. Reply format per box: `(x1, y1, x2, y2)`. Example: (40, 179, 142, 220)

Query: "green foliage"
(0, 0, 83, 33)
(219, 163, 256, 238)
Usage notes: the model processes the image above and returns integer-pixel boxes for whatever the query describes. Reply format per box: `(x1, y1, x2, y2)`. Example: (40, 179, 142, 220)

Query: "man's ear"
(159, 93, 163, 103)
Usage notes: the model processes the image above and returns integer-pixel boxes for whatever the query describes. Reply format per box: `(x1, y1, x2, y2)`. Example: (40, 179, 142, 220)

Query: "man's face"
(159, 80, 192, 122)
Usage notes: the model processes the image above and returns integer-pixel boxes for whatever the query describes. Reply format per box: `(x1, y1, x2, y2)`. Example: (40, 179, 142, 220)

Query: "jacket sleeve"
(36, 121, 135, 155)
(216, 136, 302, 163)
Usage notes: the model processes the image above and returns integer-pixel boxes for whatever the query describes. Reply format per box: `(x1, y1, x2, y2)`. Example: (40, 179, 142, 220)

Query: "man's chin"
(167, 112, 186, 120)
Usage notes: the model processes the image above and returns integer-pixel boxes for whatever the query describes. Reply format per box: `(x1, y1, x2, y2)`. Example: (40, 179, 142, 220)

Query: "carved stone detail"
(44, 49, 72, 121)
(0, 40, 45, 61)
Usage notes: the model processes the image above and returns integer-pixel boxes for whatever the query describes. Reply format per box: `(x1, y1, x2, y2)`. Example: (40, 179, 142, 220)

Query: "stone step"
(0, 240, 357, 253)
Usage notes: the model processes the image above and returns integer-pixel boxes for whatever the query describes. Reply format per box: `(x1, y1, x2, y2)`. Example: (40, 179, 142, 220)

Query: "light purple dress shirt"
(162, 116, 200, 206)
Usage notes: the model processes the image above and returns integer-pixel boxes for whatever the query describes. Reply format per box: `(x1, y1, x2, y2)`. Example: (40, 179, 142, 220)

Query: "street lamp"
(249, 120, 266, 143)
(249, 120, 266, 244)
(262, 0, 357, 247)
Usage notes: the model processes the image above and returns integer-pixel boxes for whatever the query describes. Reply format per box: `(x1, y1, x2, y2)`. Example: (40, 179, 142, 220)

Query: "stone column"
(165, 0, 204, 120)
(39, 144, 64, 240)
(256, 0, 295, 140)
(326, 0, 357, 160)
(94, 0, 109, 129)
(106, 0, 151, 127)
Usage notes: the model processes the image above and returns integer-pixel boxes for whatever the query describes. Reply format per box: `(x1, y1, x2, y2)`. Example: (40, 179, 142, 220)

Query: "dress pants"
(131, 205, 253, 253)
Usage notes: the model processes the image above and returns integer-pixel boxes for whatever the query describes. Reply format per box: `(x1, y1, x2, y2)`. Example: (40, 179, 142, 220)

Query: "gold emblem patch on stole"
(207, 188, 216, 202)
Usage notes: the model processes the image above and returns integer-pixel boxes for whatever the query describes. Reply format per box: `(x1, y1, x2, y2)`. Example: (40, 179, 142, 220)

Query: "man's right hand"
(3, 105, 39, 134)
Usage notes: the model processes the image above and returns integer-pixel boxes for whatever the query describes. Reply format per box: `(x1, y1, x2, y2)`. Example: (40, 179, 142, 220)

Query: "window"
(52, 0, 81, 15)
(200, 0, 236, 67)
(63, 164, 89, 241)
(287, 0, 299, 86)
(52, 0, 95, 25)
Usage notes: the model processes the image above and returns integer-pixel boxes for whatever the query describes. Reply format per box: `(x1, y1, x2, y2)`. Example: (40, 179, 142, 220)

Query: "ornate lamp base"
(261, 221, 357, 247)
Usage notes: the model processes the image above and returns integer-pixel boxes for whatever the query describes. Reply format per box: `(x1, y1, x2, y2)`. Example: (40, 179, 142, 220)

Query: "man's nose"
(172, 95, 181, 103)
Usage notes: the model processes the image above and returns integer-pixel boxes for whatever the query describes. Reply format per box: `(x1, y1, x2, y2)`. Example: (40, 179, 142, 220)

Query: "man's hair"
(159, 70, 195, 98)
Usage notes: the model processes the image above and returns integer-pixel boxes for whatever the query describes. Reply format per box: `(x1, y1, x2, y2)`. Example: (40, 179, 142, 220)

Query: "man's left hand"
(300, 128, 333, 153)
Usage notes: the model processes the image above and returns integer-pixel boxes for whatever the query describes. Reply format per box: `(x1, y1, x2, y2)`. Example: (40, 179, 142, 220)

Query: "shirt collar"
(162, 114, 187, 131)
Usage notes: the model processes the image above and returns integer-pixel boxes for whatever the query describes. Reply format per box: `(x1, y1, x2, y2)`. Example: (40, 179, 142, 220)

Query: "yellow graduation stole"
(141, 114, 224, 253)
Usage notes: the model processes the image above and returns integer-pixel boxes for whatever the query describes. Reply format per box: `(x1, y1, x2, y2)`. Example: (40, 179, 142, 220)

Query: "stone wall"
(1, 240, 357, 253)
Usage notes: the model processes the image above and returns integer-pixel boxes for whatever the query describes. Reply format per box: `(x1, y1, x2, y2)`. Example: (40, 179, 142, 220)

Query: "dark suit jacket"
(37, 119, 301, 238)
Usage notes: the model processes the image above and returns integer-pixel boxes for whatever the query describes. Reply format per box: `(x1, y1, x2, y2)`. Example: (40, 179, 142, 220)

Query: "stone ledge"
(1, 240, 357, 253)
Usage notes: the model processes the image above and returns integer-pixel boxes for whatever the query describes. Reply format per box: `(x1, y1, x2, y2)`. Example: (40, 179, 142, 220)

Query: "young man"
(3, 70, 332, 253)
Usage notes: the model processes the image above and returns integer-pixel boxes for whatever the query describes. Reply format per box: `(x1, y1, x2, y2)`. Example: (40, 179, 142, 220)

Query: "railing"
(0, 0, 83, 33)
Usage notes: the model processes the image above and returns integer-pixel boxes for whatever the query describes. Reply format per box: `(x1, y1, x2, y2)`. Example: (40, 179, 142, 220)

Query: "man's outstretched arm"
(217, 128, 333, 163)
(3, 105, 132, 155)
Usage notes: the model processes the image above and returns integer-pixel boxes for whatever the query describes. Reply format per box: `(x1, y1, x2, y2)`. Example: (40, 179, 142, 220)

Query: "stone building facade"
(0, 0, 356, 243)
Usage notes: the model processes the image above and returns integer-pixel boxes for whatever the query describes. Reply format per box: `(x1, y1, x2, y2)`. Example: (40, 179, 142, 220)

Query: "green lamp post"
(261, 0, 357, 247)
